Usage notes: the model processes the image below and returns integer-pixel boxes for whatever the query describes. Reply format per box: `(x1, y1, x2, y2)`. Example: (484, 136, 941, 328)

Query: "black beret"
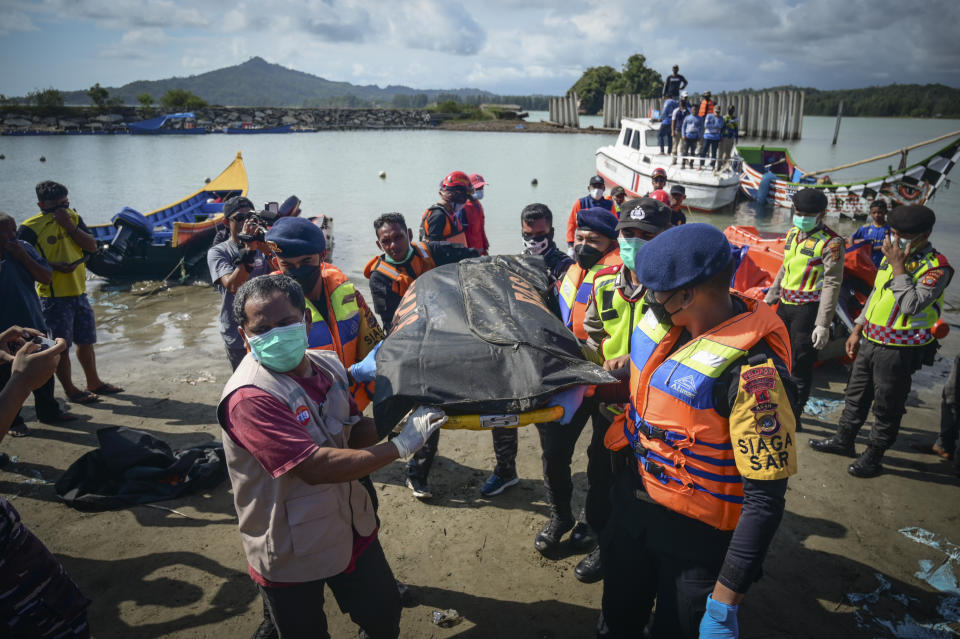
(576, 207, 618, 239)
(265, 216, 326, 256)
(888, 205, 935, 235)
(792, 188, 828, 213)
(635, 223, 732, 291)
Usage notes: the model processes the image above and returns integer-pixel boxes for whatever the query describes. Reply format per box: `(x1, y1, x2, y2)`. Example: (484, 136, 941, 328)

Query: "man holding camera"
(208, 196, 272, 370)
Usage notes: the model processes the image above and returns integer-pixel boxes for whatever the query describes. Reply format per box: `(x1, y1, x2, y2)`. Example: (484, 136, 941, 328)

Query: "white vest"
(217, 350, 377, 582)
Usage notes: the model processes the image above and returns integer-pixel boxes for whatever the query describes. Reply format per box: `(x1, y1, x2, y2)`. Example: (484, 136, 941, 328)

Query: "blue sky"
(1, 0, 958, 97)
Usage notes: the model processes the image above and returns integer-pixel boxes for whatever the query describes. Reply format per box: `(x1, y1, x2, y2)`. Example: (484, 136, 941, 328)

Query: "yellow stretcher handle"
(443, 406, 565, 430)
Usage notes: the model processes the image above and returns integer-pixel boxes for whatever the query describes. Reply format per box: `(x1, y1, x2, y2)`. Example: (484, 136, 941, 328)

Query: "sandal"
(88, 383, 124, 395)
(68, 390, 101, 404)
(9, 422, 30, 437)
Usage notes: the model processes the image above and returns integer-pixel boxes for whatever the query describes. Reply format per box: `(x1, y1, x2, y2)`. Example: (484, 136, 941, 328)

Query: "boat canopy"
(127, 112, 196, 132)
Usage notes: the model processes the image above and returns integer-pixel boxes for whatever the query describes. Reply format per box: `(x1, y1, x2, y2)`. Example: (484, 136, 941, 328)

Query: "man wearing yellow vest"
(18, 181, 123, 404)
(811, 205, 952, 477)
(574, 197, 672, 584)
(595, 223, 797, 638)
(220, 273, 447, 637)
(533, 208, 621, 559)
(764, 188, 843, 428)
(363, 212, 477, 499)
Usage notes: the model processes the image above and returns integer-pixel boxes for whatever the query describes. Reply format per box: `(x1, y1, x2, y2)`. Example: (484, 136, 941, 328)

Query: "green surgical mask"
(247, 320, 308, 372)
(384, 244, 414, 265)
(618, 237, 647, 272)
(792, 214, 819, 233)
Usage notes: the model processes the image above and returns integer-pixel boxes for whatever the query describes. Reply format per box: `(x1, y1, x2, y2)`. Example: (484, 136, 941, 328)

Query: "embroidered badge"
(754, 412, 782, 437)
(295, 405, 311, 425)
(921, 270, 943, 287)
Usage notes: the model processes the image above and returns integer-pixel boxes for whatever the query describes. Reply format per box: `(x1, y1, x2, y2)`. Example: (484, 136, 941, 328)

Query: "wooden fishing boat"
(724, 225, 949, 360)
(127, 112, 207, 135)
(596, 117, 741, 211)
(87, 152, 247, 280)
(738, 131, 960, 219)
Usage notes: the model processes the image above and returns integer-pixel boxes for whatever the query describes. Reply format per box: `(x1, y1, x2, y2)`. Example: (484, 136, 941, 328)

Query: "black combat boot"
(534, 510, 575, 557)
(848, 446, 885, 478)
(574, 547, 603, 583)
(569, 509, 597, 551)
(809, 424, 857, 457)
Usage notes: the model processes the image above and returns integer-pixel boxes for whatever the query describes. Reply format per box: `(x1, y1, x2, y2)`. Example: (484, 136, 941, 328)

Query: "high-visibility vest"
(610, 293, 792, 531)
(363, 242, 436, 299)
(593, 264, 643, 361)
(558, 248, 622, 341)
(698, 98, 715, 117)
(779, 226, 840, 305)
(420, 206, 467, 246)
(863, 249, 950, 347)
(20, 209, 87, 298)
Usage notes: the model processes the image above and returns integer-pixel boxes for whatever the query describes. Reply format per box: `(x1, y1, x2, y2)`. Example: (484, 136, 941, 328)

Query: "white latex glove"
(391, 406, 448, 459)
(811, 325, 830, 350)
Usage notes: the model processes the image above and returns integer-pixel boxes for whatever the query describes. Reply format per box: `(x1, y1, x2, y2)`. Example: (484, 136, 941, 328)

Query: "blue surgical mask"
(247, 320, 308, 372)
(792, 214, 819, 233)
(474, 189, 484, 201)
(618, 237, 647, 272)
(384, 244, 414, 265)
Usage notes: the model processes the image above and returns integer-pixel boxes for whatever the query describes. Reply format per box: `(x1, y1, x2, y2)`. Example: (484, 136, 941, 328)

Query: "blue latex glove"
(699, 595, 739, 638)
(348, 341, 381, 383)
(546, 386, 587, 425)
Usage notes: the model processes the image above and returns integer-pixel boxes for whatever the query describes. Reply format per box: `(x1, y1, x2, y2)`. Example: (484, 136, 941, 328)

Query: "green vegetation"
(802, 84, 960, 118)
(569, 54, 663, 114)
(159, 88, 208, 110)
(26, 87, 64, 115)
(427, 100, 493, 121)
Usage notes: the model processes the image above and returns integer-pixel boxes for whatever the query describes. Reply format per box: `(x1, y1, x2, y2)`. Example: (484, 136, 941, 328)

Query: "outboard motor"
(99, 207, 153, 267)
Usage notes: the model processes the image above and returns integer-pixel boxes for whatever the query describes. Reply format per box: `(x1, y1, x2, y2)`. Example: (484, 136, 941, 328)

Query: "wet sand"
(2, 281, 958, 638)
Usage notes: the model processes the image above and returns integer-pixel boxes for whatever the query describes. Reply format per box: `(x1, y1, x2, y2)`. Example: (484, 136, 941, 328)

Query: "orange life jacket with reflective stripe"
(421, 206, 467, 246)
(363, 242, 437, 299)
(607, 293, 791, 530)
(557, 248, 622, 341)
(698, 98, 715, 117)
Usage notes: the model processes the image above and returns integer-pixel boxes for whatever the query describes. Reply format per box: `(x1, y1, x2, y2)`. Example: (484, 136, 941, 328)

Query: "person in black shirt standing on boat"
(662, 65, 688, 100)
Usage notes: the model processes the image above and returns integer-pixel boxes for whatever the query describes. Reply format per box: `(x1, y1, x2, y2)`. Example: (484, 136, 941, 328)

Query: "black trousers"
(776, 301, 819, 422)
(0, 362, 60, 424)
(257, 539, 401, 639)
(534, 398, 613, 530)
(491, 428, 518, 478)
(598, 472, 724, 639)
(407, 430, 440, 480)
(837, 340, 924, 449)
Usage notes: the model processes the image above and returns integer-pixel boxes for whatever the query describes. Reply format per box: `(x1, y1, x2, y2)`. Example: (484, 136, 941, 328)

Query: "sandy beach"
(2, 280, 958, 638)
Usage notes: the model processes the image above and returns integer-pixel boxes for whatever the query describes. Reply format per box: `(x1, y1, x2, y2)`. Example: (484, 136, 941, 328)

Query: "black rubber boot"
(848, 446, 885, 478)
(534, 511, 575, 557)
(809, 425, 857, 457)
(574, 547, 602, 583)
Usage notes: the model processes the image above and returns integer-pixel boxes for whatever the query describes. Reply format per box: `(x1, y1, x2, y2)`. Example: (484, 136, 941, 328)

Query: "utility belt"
(864, 321, 934, 347)
(780, 288, 821, 304)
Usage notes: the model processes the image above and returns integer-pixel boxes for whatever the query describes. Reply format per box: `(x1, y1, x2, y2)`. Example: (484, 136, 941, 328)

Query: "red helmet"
(652, 168, 667, 180)
(441, 171, 472, 190)
(650, 189, 671, 205)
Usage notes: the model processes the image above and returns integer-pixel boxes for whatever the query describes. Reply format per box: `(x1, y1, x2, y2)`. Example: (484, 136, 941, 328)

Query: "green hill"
(726, 84, 960, 118)
(58, 57, 493, 107)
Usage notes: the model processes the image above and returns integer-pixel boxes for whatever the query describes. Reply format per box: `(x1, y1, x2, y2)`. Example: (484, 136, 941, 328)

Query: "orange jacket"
(698, 98, 716, 118)
(363, 242, 437, 300)
(557, 248, 622, 341)
(461, 199, 489, 255)
(608, 293, 791, 530)
(420, 205, 467, 246)
(565, 196, 617, 245)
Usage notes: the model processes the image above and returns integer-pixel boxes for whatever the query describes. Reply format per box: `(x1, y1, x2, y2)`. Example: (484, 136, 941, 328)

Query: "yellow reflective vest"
(779, 226, 840, 305)
(20, 209, 87, 298)
(593, 264, 644, 361)
(863, 250, 948, 347)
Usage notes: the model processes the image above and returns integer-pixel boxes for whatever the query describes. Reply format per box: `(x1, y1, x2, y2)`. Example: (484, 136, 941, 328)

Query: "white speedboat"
(595, 117, 741, 212)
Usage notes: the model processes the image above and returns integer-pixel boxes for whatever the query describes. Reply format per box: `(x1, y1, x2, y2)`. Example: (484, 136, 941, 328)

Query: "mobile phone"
(31, 335, 57, 351)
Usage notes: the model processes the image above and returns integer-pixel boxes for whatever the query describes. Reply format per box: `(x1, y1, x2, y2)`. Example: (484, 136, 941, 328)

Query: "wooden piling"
(832, 100, 843, 145)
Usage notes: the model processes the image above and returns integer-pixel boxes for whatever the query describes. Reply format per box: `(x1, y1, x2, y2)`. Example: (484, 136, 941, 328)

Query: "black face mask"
(644, 289, 683, 325)
(286, 263, 320, 292)
(574, 244, 604, 269)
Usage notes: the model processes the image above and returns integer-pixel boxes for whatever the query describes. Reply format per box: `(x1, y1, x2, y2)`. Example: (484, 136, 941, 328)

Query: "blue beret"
(635, 223, 732, 291)
(265, 216, 326, 257)
(576, 207, 618, 240)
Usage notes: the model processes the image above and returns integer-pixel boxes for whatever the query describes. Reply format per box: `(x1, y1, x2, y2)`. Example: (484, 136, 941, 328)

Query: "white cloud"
(0, 8, 37, 34)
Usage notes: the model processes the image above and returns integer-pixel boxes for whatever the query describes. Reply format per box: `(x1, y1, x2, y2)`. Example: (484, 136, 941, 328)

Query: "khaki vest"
(217, 350, 377, 583)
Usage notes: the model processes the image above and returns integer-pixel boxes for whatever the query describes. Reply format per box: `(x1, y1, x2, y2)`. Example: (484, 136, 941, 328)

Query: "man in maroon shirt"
(219, 274, 446, 638)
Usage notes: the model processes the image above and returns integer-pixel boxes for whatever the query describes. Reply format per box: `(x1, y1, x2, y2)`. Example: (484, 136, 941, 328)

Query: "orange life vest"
(557, 248, 622, 341)
(698, 98, 715, 117)
(608, 293, 791, 530)
(421, 205, 467, 246)
(363, 242, 437, 299)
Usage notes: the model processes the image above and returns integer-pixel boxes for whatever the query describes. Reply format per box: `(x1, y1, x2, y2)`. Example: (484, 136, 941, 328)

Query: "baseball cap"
(616, 198, 671, 234)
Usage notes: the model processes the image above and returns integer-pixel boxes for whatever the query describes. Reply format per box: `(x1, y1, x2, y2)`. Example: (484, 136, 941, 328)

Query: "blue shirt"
(852, 223, 889, 267)
(207, 240, 271, 349)
(682, 114, 702, 139)
(661, 99, 678, 126)
(704, 113, 724, 140)
(0, 241, 49, 332)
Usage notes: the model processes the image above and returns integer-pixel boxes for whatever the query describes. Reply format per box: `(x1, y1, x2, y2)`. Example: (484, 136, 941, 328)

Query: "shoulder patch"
(729, 359, 797, 480)
(921, 269, 945, 288)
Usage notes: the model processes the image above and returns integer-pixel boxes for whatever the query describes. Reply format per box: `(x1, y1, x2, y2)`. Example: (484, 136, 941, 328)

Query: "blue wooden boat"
(226, 124, 293, 134)
(87, 153, 248, 280)
(127, 112, 207, 135)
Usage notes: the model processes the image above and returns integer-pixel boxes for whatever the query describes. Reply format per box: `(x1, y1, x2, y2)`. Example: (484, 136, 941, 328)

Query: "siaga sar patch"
(728, 359, 797, 480)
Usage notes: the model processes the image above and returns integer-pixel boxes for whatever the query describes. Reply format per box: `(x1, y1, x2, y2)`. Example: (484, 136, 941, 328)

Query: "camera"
(236, 202, 279, 244)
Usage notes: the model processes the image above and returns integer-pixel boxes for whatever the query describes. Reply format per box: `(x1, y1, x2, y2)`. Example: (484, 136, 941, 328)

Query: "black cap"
(792, 188, 828, 214)
(611, 185, 626, 196)
(888, 205, 935, 235)
(617, 198, 672, 234)
(589, 175, 605, 187)
(223, 196, 255, 218)
(670, 184, 686, 196)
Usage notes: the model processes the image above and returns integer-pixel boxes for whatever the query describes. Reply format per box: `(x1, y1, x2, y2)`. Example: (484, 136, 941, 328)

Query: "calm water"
(1, 116, 958, 306)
